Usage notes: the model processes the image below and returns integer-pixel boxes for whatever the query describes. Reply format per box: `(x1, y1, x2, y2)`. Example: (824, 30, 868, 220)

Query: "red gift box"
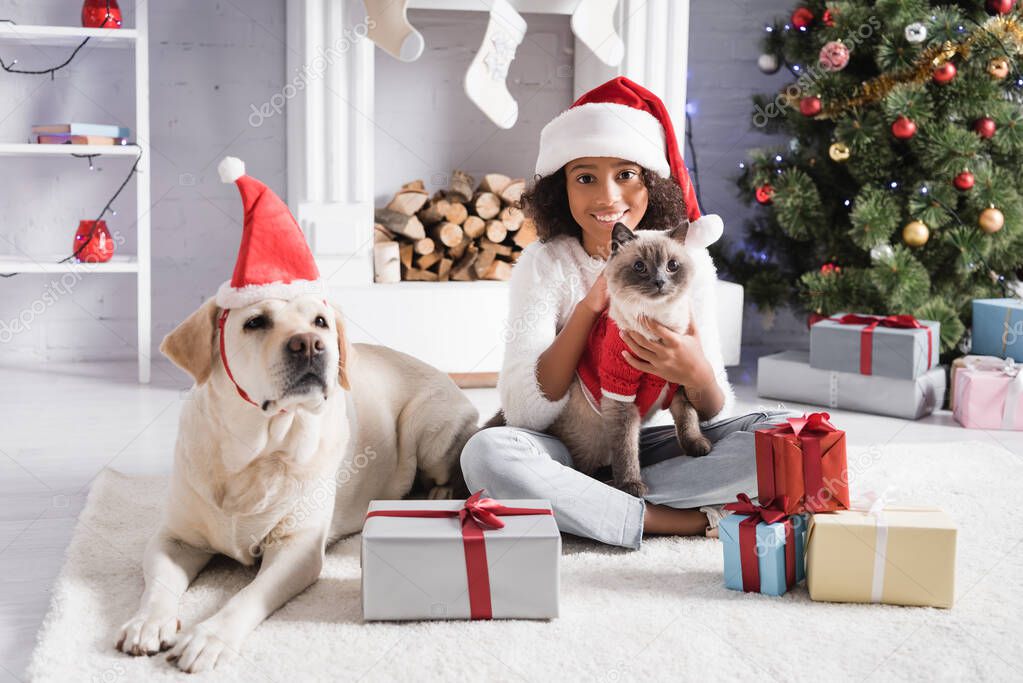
(755, 412, 849, 515)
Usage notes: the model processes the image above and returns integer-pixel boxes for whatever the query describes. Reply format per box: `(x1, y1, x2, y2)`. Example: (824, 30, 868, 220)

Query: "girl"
(460, 77, 780, 549)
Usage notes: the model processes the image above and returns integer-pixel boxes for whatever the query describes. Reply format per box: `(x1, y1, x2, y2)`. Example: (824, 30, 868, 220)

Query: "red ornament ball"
(81, 0, 122, 28)
(755, 184, 775, 205)
(792, 7, 815, 29)
(953, 170, 975, 191)
(932, 62, 957, 85)
(800, 95, 822, 116)
(891, 115, 917, 140)
(819, 41, 850, 71)
(822, 8, 835, 27)
(987, 0, 1015, 15)
(974, 117, 997, 139)
(820, 263, 842, 275)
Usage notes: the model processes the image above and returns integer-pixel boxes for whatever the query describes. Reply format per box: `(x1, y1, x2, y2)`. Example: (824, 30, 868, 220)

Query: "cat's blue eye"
(633, 261, 646, 273)
(666, 259, 679, 272)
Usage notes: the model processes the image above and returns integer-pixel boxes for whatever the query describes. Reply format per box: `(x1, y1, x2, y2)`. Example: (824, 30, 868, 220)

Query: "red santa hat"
(215, 157, 324, 309)
(534, 77, 722, 249)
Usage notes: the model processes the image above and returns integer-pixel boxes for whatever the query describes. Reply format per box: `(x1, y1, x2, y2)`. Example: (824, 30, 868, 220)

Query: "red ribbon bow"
(364, 491, 552, 620)
(831, 313, 933, 375)
(723, 493, 797, 593)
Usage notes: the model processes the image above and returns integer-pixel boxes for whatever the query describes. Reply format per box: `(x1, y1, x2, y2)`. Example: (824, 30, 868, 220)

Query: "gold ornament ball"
(988, 57, 1010, 80)
(829, 142, 851, 162)
(902, 220, 930, 247)
(979, 207, 1005, 233)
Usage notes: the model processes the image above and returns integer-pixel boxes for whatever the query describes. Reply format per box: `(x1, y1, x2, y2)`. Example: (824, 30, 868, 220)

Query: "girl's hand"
(581, 273, 609, 315)
(620, 311, 713, 388)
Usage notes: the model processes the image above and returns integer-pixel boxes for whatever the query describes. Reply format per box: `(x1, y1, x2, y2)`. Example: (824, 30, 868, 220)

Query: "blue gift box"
(720, 513, 807, 596)
(972, 299, 1023, 362)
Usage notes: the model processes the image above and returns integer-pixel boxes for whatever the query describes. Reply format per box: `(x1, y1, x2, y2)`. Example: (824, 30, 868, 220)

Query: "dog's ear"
(330, 302, 352, 391)
(160, 297, 220, 384)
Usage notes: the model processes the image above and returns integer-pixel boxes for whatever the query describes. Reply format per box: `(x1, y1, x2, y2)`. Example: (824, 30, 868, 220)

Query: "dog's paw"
(115, 613, 181, 656)
(166, 623, 239, 674)
(617, 479, 648, 498)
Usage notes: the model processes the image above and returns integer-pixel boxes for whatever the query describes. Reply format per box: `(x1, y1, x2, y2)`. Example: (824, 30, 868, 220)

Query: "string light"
(843, 199, 851, 206)
(889, 180, 899, 189)
(738, 161, 746, 169)
(774, 154, 783, 162)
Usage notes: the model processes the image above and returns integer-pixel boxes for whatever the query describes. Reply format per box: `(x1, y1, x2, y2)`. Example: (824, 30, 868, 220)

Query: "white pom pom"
(685, 214, 724, 250)
(218, 156, 245, 184)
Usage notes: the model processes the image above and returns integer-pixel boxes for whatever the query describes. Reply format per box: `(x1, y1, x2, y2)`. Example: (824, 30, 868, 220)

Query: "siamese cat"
(546, 221, 711, 498)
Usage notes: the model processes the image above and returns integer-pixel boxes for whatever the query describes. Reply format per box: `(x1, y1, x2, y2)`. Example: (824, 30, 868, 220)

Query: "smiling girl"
(460, 78, 780, 548)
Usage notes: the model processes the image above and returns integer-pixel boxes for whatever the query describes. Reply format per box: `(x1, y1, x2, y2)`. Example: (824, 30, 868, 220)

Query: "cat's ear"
(610, 222, 637, 254)
(666, 220, 689, 244)
(684, 214, 724, 250)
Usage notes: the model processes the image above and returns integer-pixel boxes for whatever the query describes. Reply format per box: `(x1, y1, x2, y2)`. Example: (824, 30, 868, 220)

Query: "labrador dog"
(115, 294, 478, 673)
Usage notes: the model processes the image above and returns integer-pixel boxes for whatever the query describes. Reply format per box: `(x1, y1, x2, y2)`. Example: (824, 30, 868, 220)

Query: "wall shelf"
(0, 143, 140, 157)
(0, 23, 137, 48)
(0, 254, 138, 274)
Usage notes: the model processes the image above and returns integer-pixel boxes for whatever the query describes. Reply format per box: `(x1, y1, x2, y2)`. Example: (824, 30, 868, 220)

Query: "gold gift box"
(806, 508, 957, 609)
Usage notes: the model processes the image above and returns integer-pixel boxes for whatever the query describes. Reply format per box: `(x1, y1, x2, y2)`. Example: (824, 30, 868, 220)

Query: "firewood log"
(485, 219, 507, 243)
(480, 237, 513, 256)
(513, 217, 538, 248)
(373, 241, 400, 283)
(462, 215, 486, 239)
(451, 244, 479, 281)
(375, 208, 425, 240)
(443, 201, 469, 225)
(500, 178, 525, 206)
(415, 250, 442, 270)
(405, 267, 438, 281)
(474, 248, 497, 279)
(473, 192, 502, 219)
(437, 257, 453, 282)
(482, 259, 513, 281)
(448, 170, 475, 203)
(413, 237, 435, 255)
(448, 235, 471, 260)
(430, 221, 464, 248)
(373, 223, 396, 243)
(418, 198, 451, 225)
(478, 173, 511, 194)
(402, 179, 426, 192)
(398, 242, 413, 269)
(386, 188, 429, 216)
(499, 205, 524, 232)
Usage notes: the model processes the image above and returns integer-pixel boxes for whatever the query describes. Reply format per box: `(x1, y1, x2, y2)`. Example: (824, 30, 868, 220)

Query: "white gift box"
(361, 495, 561, 621)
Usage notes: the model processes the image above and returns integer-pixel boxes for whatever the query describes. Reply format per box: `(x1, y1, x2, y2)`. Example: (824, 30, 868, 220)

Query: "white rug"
(28, 442, 1023, 682)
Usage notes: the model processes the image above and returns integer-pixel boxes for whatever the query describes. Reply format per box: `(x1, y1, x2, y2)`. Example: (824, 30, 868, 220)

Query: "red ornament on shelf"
(799, 95, 822, 116)
(987, 0, 1015, 15)
(81, 0, 122, 29)
(755, 184, 775, 205)
(791, 7, 815, 29)
(72, 220, 115, 263)
(974, 116, 997, 139)
(891, 115, 917, 140)
(932, 62, 957, 84)
(953, 170, 975, 191)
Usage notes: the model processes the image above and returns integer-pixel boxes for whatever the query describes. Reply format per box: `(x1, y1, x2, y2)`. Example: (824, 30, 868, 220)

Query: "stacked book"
(32, 123, 131, 146)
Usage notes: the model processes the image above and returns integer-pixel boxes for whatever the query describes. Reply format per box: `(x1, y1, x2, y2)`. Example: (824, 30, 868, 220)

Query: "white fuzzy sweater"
(498, 234, 736, 432)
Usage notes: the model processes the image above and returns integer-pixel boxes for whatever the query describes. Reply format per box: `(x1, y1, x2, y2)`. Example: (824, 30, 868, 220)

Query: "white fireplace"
(284, 0, 740, 375)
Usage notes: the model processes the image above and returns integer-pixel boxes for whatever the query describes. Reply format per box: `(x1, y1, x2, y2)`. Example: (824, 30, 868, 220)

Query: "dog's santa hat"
(215, 156, 324, 309)
(534, 76, 723, 249)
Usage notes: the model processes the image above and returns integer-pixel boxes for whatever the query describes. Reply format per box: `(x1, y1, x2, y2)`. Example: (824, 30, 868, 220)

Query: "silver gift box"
(809, 315, 939, 379)
(361, 498, 561, 621)
(758, 350, 945, 420)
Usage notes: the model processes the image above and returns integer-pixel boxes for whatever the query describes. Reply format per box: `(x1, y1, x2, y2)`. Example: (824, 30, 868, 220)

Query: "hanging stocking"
(362, 0, 425, 62)
(571, 0, 624, 67)
(463, 0, 527, 129)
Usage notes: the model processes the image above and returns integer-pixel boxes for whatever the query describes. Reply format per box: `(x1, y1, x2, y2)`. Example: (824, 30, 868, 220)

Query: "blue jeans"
(460, 411, 788, 550)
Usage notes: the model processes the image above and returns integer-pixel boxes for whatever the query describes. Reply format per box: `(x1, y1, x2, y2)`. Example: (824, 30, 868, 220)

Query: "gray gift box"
(361, 498, 560, 621)
(809, 314, 940, 379)
(758, 350, 945, 420)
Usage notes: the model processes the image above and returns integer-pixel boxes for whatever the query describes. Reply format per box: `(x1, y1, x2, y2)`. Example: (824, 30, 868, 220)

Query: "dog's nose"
(287, 333, 325, 359)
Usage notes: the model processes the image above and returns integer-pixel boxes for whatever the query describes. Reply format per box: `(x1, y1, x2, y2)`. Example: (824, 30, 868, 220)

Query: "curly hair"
(520, 167, 688, 243)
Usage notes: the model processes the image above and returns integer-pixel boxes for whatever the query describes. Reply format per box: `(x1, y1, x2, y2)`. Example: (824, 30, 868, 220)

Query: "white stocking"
(362, 0, 425, 62)
(463, 0, 527, 129)
(571, 0, 624, 67)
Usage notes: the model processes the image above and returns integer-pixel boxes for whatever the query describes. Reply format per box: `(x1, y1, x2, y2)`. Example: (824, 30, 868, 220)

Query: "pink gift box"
(953, 358, 1023, 430)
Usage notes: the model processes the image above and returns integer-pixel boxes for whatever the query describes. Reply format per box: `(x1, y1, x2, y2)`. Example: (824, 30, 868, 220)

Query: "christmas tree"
(716, 0, 1023, 356)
